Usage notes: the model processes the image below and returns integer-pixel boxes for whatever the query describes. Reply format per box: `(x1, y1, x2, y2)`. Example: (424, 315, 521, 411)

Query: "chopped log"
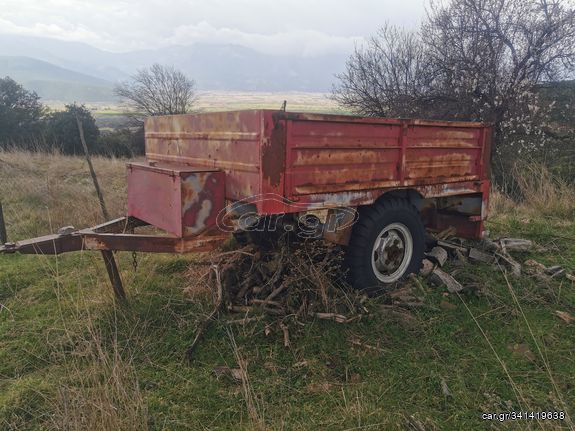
(436, 240, 469, 254)
(426, 246, 448, 267)
(495, 252, 521, 277)
(436, 226, 457, 240)
(499, 238, 533, 252)
(481, 238, 501, 253)
(455, 249, 468, 264)
(420, 259, 435, 277)
(469, 248, 497, 265)
(545, 266, 565, 278)
(429, 268, 464, 293)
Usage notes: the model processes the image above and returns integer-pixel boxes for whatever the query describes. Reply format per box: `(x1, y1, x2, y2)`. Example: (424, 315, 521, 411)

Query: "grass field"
(1, 151, 574, 430)
(46, 91, 346, 131)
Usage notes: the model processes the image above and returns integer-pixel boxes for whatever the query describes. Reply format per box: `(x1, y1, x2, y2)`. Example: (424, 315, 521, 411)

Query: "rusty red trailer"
(1, 110, 492, 293)
(141, 110, 490, 239)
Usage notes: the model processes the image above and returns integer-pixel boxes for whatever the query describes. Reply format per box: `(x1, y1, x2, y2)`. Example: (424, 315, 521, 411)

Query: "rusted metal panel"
(127, 162, 225, 238)
(285, 119, 402, 197)
(145, 111, 262, 200)
(404, 125, 482, 183)
(274, 112, 488, 128)
(283, 117, 487, 200)
(260, 111, 287, 210)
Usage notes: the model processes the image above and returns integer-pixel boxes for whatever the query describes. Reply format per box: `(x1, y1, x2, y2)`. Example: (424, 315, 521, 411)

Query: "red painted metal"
(144, 110, 491, 239)
(127, 162, 225, 238)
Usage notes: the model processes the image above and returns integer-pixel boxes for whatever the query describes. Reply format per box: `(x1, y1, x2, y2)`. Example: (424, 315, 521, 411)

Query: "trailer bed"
(145, 110, 491, 215)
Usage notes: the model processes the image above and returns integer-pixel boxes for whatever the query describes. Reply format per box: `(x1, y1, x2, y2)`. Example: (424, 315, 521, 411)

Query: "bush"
(98, 127, 145, 158)
(0, 77, 45, 149)
(44, 104, 100, 155)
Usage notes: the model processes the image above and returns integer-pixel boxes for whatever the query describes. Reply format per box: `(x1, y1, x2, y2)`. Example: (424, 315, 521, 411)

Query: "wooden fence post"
(76, 115, 125, 301)
(0, 201, 7, 244)
(76, 115, 110, 221)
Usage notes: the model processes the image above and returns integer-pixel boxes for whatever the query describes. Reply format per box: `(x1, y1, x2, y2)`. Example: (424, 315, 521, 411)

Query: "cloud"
(167, 22, 363, 57)
(0, 17, 108, 47)
(0, 0, 426, 55)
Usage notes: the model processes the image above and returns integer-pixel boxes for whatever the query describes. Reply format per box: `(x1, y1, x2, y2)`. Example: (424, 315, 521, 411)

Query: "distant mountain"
(0, 34, 130, 82)
(0, 56, 115, 102)
(0, 35, 348, 96)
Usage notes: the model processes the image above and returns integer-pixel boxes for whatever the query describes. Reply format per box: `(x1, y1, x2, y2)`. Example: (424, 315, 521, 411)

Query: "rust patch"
(181, 171, 225, 237)
(262, 116, 286, 188)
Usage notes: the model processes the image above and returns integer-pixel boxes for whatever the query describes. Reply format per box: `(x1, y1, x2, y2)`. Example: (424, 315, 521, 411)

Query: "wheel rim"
(371, 223, 413, 283)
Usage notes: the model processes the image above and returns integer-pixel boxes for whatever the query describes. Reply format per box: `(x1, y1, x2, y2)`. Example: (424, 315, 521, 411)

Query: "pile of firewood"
(420, 233, 575, 292)
(198, 241, 367, 322)
(185, 240, 368, 357)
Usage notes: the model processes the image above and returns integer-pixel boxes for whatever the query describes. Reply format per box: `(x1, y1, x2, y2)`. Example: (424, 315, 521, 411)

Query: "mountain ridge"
(0, 34, 348, 100)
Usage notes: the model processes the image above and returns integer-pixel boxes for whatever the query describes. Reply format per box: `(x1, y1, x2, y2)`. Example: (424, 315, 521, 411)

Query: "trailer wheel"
(346, 198, 425, 291)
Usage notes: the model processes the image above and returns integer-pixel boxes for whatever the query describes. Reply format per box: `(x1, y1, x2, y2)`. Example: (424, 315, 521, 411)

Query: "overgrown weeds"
(48, 313, 148, 431)
(497, 160, 575, 220)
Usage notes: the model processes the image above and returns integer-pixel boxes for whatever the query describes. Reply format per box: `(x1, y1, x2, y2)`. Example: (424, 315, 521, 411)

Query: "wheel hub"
(371, 223, 413, 283)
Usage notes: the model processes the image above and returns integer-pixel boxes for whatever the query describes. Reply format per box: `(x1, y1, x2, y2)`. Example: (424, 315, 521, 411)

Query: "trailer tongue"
(0, 217, 228, 256)
(0, 216, 229, 300)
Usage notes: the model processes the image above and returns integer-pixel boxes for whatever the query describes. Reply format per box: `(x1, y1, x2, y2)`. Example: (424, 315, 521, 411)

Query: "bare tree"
(334, 0, 575, 179)
(115, 64, 198, 119)
(333, 25, 439, 118)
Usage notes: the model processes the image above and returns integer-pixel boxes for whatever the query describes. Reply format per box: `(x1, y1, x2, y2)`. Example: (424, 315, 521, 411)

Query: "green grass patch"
(2, 212, 575, 430)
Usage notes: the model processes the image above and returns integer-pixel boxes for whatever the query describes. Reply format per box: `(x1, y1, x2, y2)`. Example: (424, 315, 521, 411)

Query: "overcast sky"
(0, 0, 426, 56)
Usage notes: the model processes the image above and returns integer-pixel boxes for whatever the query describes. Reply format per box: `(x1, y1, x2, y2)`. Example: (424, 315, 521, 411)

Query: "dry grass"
(491, 161, 575, 220)
(0, 150, 130, 240)
(512, 161, 575, 219)
(48, 314, 148, 431)
(227, 328, 266, 430)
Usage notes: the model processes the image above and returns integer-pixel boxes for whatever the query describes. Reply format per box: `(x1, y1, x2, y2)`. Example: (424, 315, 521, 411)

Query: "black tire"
(345, 198, 425, 291)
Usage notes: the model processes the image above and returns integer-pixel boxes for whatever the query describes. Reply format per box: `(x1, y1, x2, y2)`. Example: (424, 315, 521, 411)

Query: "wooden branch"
(187, 265, 224, 359)
(76, 115, 109, 220)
